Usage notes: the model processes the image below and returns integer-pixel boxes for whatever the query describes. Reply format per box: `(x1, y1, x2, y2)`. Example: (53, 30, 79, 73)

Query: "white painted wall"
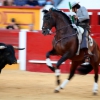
(57, 0, 100, 9)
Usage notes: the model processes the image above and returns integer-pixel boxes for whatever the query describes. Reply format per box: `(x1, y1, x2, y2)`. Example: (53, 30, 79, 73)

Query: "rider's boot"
(81, 48, 93, 65)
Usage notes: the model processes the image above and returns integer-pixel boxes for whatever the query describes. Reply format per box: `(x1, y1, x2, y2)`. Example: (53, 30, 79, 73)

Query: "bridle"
(42, 12, 77, 44)
(54, 31, 77, 45)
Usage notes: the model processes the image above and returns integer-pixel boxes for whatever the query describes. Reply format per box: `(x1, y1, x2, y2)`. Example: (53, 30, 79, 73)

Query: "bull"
(0, 43, 25, 73)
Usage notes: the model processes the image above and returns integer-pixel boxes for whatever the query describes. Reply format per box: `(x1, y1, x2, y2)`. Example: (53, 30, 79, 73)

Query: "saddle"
(72, 25, 93, 55)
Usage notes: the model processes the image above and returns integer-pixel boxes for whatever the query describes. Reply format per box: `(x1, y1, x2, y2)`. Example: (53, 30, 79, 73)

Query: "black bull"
(0, 43, 25, 73)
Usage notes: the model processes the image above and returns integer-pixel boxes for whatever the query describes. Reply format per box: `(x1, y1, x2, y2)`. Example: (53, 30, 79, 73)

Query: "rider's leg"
(81, 30, 91, 65)
(82, 48, 90, 64)
(81, 47, 93, 65)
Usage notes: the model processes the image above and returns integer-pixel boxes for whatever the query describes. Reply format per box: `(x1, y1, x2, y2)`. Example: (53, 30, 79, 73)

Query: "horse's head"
(42, 8, 73, 35)
(42, 8, 56, 35)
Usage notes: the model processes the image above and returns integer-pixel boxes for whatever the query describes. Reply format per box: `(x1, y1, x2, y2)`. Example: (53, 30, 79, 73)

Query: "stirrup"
(81, 62, 90, 65)
(81, 56, 90, 65)
(89, 52, 94, 56)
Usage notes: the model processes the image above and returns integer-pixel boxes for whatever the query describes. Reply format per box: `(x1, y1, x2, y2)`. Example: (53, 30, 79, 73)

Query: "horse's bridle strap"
(53, 25, 71, 34)
(55, 32, 77, 45)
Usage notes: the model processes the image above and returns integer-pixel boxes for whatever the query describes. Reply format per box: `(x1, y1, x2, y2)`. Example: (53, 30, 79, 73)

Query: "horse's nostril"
(14, 60, 17, 64)
(42, 30, 45, 34)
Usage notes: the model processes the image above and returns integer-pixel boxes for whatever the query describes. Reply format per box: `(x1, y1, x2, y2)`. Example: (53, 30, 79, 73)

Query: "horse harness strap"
(53, 24, 77, 45)
(54, 31, 77, 45)
(53, 25, 71, 34)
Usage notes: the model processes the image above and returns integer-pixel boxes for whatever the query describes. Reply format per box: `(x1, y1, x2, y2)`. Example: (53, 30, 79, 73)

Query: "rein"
(43, 10, 77, 45)
(52, 25, 71, 34)
(52, 24, 77, 45)
(54, 32, 77, 45)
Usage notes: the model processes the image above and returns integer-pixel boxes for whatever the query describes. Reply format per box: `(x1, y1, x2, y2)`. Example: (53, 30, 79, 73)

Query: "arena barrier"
(0, 29, 100, 73)
(0, 9, 100, 73)
(26, 31, 71, 73)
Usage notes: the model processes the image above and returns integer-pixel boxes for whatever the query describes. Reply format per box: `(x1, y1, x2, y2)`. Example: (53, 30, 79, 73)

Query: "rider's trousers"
(80, 29, 89, 49)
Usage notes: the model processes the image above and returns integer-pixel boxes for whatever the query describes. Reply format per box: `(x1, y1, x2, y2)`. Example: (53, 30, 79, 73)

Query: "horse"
(42, 8, 100, 94)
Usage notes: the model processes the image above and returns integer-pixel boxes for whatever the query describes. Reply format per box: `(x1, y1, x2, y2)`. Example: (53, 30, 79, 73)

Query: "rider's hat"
(71, 1, 79, 8)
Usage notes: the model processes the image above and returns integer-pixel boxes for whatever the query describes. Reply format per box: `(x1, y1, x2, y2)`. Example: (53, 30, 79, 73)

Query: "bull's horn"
(13, 46, 25, 50)
(0, 46, 7, 49)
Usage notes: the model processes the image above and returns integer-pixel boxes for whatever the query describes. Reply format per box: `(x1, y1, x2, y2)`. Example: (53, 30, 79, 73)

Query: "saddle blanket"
(76, 26, 93, 55)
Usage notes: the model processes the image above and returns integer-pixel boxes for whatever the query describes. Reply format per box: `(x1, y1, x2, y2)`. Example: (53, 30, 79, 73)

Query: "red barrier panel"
(26, 31, 71, 73)
(26, 31, 100, 74)
(0, 9, 100, 73)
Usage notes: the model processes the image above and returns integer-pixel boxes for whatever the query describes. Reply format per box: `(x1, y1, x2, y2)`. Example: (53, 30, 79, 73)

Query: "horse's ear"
(49, 7, 58, 11)
(49, 7, 55, 11)
(42, 9, 49, 14)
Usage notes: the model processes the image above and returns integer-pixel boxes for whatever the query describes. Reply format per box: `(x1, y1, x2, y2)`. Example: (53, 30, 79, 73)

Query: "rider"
(71, 1, 92, 65)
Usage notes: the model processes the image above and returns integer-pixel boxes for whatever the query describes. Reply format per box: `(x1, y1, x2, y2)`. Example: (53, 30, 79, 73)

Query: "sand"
(0, 70, 100, 100)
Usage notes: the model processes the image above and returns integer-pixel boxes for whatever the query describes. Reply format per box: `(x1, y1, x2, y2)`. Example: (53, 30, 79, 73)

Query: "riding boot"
(80, 28, 93, 65)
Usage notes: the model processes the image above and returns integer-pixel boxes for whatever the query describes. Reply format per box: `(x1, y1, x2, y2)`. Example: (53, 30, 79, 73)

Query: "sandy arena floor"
(0, 70, 100, 100)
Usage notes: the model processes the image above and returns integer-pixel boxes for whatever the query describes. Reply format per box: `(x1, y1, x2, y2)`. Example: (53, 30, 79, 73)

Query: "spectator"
(0, 0, 5, 6)
(14, 0, 27, 6)
(53, 0, 62, 7)
(38, 0, 46, 6)
(6, 18, 20, 30)
(46, 0, 54, 5)
(28, 24, 34, 31)
(3, 0, 15, 6)
(26, 0, 39, 7)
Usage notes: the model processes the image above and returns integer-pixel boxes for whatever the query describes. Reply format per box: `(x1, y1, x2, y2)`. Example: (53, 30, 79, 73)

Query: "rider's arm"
(77, 7, 89, 22)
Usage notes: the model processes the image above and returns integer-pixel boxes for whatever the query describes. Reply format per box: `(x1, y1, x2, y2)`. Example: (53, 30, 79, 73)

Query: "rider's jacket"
(76, 6, 89, 23)
(75, 6, 90, 32)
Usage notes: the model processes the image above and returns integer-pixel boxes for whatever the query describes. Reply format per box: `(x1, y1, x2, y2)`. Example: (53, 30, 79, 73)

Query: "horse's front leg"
(54, 52, 70, 85)
(55, 61, 80, 93)
(46, 48, 57, 72)
(53, 52, 71, 92)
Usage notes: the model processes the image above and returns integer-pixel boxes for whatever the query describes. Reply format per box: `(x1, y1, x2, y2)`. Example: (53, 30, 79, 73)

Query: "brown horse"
(42, 8, 100, 94)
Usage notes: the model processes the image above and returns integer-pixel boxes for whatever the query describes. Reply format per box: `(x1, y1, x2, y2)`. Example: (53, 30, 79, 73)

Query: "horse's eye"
(45, 17, 49, 20)
(44, 16, 50, 20)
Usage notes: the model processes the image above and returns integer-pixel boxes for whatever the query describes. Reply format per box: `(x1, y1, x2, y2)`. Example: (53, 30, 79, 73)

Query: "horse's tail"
(77, 64, 93, 75)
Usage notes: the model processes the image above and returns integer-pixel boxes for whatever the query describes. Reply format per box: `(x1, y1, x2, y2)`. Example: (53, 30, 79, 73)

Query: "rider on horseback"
(71, 1, 92, 65)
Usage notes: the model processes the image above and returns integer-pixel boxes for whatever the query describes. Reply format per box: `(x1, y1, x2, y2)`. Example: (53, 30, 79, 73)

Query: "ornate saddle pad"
(88, 35, 93, 46)
(76, 26, 93, 55)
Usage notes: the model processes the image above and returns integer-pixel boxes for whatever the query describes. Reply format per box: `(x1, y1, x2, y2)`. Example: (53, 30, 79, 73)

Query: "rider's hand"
(74, 15, 78, 19)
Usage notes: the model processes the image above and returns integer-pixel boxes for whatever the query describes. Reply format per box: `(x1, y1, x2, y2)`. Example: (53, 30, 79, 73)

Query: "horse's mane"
(43, 8, 72, 24)
(51, 8, 72, 24)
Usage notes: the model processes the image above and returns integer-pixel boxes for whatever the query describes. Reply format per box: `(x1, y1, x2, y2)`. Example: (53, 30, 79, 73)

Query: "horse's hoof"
(93, 92, 97, 95)
(93, 91, 98, 95)
(54, 90, 60, 93)
(60, 87, 63, 89)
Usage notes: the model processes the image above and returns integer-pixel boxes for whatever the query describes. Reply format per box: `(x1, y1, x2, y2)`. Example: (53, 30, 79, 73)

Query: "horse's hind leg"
(46, 48, 57, 72)
(91, 62, 99, 95)
(55, 61, 80, 93)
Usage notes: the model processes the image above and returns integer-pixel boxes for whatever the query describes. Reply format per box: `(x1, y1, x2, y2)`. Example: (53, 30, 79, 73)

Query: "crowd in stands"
(0, 0, 62, 30)
(6, 18, 20, 30)
(0, 0, 62, 7)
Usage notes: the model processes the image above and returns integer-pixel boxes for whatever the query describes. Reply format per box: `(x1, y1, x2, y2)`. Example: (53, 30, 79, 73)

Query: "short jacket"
(76, 6, 89, 22)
